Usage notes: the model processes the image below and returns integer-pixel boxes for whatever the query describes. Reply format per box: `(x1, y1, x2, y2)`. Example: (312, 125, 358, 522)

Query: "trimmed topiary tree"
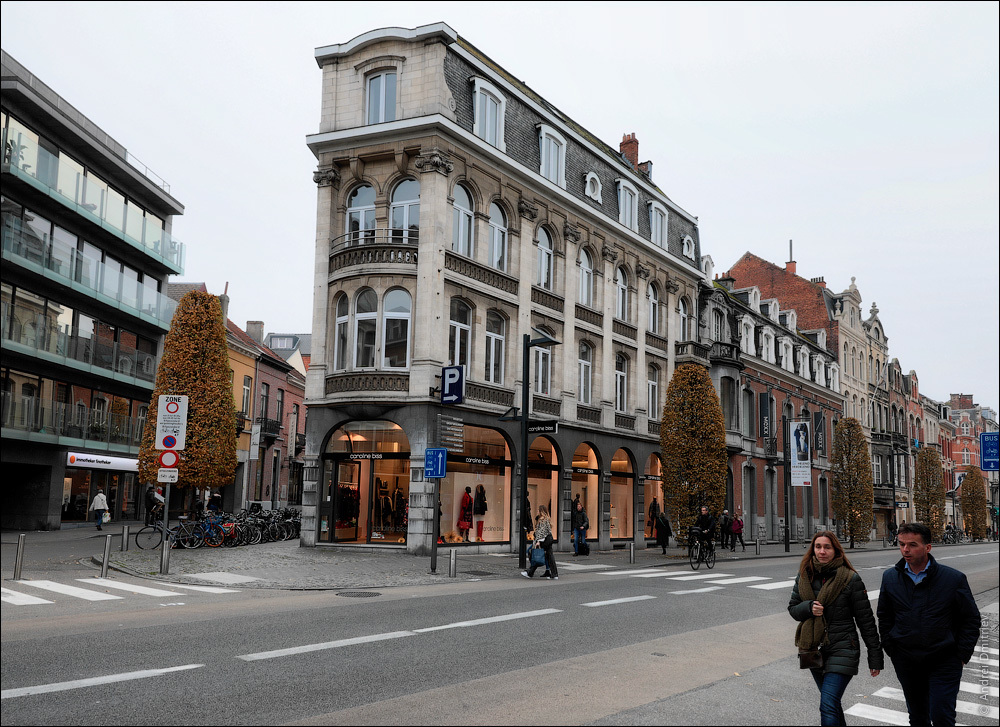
(660, 363, 728, 545)
(913, 447, 946, 541)
(959, 466, 989, 541)
(830, 417, 873, 547)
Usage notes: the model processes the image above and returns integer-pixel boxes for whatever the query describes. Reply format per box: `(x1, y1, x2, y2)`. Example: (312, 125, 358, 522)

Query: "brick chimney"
(786, 260, 797, 275)
(246, 320, 264, 343)
(620, 133, 639, 170)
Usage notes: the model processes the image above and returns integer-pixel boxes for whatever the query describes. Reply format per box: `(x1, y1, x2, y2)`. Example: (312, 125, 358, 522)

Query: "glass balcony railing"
(2, 127, 185, 272)
(1, 392, 146, 448)
(2, 216, 178, 328)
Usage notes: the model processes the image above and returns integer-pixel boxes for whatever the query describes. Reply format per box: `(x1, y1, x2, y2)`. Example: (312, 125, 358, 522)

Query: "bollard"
(160, 530, 171, 575)
(755, 538, 762, 556)
(882, 537, 887, 549)
(448, 548, 457, 578)
(629, 542, 635, 564)
(100, 535, 112, 578)
(13, 533, 26, 580)
(121, 525, 130, 552)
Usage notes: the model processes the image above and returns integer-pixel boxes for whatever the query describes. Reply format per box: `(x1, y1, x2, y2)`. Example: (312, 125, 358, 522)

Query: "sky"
(2, 1, 997, 410)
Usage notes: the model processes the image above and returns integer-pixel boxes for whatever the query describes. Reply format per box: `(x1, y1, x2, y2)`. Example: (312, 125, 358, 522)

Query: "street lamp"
(518, 327, 560, 569)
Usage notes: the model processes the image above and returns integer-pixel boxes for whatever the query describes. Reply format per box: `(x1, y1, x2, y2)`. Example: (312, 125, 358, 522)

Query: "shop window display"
(437, 425, 511, 544)
(526, 436, 559, 541)
(609, 448, 634, 539)
(643, 453, 663, 539)
(571, 442, 600, 541)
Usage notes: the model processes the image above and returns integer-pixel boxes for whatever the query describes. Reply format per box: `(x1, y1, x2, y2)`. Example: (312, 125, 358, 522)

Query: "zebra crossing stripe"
(704, 576, 771, 585)
(16, 580, 121, 601)
(1, 587, 53, 606)
(169, 584, 240, 594)
(748, 579, 796, 590)
(76, 579, 181, 597)
(844, 703, 911, 725)
(669, 586, 725, 595)
(872, 686, 999, 719)
(960, 680, 999, 698)
(663, 573, 735, 581)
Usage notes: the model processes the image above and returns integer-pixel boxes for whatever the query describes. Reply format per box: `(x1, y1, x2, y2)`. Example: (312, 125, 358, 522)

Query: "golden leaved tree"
(959, 466, 989, 540)
(660, 363, 728, 545)
(830, 417, 873, 547)
(913, 447, 946, 541)
(138, 291, 237, 499)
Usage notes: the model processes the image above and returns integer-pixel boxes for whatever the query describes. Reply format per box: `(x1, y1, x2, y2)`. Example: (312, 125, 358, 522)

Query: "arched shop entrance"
(610, 449, 635, 540)
(438, 426, 512, 544)
(643, 453, 663, 540)
(320, 421, 410, 544)
(570, 443, 599, 542)
(527, 436, 559, 540)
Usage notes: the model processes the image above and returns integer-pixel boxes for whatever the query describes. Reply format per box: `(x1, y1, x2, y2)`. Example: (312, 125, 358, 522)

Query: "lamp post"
(518, 327, 560, 569)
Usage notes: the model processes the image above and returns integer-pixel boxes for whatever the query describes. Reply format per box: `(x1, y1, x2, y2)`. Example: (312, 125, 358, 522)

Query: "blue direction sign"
(981, 432, 999, 471)
(424, 447, 448, 479)
(441, 366, 465, 405)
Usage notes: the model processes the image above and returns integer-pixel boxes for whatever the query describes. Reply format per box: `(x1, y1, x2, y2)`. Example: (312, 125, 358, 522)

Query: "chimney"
(810, 276, 826, 289)
(716, 274, 735, 291)
(638, 160, 653, 181)
(620, 133, 639, 170)
(786, 239, 796, 274)
(218, 281, 230, 321)
(246, 321, 264, 343)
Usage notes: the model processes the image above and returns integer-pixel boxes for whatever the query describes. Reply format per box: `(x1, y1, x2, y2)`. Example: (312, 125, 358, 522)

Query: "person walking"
(877, 521, 981, 727)
(89, 488, 109, 531)
(789, 530, 882, 726)
(521, 505, 558, 580)
(654, 509, 672, 554)
(719, 509, 732, 550)
(730, 509, 746, 551)
(571, 500, 589, 556)
(144, 485, 157, 525)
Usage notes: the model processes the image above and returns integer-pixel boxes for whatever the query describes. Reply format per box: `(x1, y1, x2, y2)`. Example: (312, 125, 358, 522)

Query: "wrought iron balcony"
(256, 417, 280, 438)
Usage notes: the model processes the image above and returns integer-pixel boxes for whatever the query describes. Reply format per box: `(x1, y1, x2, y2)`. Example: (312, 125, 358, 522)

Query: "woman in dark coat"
(789, 530, 882, 726)
(654, 511, 672, 554)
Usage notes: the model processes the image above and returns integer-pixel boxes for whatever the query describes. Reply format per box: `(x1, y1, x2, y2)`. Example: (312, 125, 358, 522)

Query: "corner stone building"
(301, 24, 707, 553)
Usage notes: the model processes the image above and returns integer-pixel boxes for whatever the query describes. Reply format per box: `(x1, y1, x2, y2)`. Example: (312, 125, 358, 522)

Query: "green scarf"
(794, 557, 853, 650)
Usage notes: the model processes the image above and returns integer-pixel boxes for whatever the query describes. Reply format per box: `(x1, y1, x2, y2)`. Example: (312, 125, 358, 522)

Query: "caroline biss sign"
(66, 453, 138, 472)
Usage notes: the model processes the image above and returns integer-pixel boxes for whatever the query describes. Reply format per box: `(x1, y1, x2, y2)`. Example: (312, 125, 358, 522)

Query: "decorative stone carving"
(601, 245, 618, 263)
(313, 166, 340, 188)
(563, 222, 581, 244)
(664, 275, 680, 294)
(870, 302, 879, 317)
(636, 263, 650, 280)
(414, 148, 454, 176)
(518, 198, 539, 221)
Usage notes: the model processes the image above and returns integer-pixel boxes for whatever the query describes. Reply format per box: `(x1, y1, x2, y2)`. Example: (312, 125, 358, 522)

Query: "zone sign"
(155, 395, 188, 450)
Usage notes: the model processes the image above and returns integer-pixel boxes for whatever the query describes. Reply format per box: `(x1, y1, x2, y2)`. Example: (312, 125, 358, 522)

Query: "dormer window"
(366, 71, 397, 124)
(681, 235, 695, 260)
(538, 124, 566, 187)
(472, 78, 506, 151)
(649, 202, 667, 247)
(584, 172, 603, 203)
(617, 179, 639, 232)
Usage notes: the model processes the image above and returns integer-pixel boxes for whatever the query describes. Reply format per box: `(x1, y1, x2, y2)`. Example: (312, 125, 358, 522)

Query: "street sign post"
(981, 432, 999, 471)
(424, 448, 448, 479)
(155, 395, 188, 450)
(441, 366, 465, 405)
(157, 468, 178, 483)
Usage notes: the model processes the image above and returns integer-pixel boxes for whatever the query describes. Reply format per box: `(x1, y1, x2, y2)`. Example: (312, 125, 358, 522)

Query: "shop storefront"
(439, 426, 511, 544)
(609, 449, 635, 539)
(62, 452, 139, 523)
(570, 443, 600, 542)
(526, 436, 559, 540)
(643, 453, 663, 540)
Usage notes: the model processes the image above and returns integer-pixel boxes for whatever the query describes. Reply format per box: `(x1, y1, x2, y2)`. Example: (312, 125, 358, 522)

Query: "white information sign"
(790, 420, 812, 486)
(155, 395, 188, 450)
(157, 468, 179, 483)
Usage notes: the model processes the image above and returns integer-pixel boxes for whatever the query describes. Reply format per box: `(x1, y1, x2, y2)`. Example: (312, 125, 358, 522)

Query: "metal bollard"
(629, 542, 635, 564)
(755, 538, 762, 556)
(13, 533, 26, 580)
(100, 535, 112, 578)
(160, 530, 171, 575)
(448, 548, 457, 578)
(882, 537, 887, 549)
(121, 525, 130, 552)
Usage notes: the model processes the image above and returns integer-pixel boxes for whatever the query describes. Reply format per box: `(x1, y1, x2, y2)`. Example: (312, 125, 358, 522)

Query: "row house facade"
(301, 24, 707, 553)
(2, 51, 185, 529)
(948, 394, 998, 531)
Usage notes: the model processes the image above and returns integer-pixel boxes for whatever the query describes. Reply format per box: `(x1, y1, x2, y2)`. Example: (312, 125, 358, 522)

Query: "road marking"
(76, 578, 181, 597)
(872, 686, 999, 719)
(965, 666, 999, 681)
(748, 579, 796, 590)
(582, 596, 657, 608)
(960, 680, 999, 698)
(557, 563, 613, 571)
(669, 586, 725, 595)
(844, 703, 911, 725)
(185, 572, 260, 584)
(1, 664, 203, 700)
(977, 646, 1000, 656)
(663, 573, 735, 581)
(599, 569, 657, 576)
(238, 631, 415, 661)
(169, 584, 241, 594)
(15, 580, 122, 601)
(414, 609, 561, 633)
(868, 589, 880, 600)
(1, 587, 53, 606)
(982, 601, 999, 615)
(704, 576, 771, 585)
(631, 571, 687, 578)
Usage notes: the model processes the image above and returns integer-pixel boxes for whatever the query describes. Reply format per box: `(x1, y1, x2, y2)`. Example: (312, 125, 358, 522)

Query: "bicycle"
(687, 527, 717, 570)
(135, 519, 167, 549)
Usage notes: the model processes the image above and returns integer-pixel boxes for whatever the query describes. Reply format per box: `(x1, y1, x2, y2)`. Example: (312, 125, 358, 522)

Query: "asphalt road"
(2, 542, 997, 725)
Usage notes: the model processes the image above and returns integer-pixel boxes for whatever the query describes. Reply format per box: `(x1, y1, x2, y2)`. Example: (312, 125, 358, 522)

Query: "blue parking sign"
(425, 448, 448, 479)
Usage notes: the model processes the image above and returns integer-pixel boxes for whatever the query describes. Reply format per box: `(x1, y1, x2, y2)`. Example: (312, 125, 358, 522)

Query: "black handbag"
(798, 648, 824, 670)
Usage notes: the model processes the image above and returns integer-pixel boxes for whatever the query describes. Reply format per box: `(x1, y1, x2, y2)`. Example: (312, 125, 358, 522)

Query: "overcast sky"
(3, 1, 997, 410)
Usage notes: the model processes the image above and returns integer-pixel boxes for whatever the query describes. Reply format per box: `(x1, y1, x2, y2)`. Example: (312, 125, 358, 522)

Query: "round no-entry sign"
(158, 450, 180, 468)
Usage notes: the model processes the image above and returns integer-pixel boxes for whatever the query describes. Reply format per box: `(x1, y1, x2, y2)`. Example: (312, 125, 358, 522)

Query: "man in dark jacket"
(877, 522, 981, 727)
(694, 506, 715, 552)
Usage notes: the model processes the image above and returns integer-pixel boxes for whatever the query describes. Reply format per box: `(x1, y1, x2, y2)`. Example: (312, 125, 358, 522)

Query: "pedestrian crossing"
(1, 577, 240, 608)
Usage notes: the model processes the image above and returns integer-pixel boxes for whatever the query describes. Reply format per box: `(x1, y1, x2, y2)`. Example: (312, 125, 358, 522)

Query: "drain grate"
(336, 591, 382, 598)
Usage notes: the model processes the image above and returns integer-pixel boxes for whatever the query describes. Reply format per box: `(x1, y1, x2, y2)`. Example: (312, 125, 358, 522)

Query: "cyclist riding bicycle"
(694, 505, 716, 553)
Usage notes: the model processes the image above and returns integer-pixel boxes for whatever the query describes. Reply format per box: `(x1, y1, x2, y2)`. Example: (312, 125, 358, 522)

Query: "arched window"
(649, 203, 667, 247)
(537, 227, 553, 290)
(648, 283, 660, 334)
(534, 330, 553, 396)
(485, 310, 505, 385)
(390, 179, 419, 244)
(346, 185, 376, 244)
(679, 298, 691, 341)
(615, 267, 628, 320)
(473, 78, 506, 150)
(488, 203, 507, 271)
(354, 288, 378, 368)
(334, 295, 349, 370)
(578, 248, 594, 307)
(538, 124, 566, 187)
(615, 353, 629, 413)
(452, 184, 474, 256)
(382, 289, 411, 369)
(647, 364, 660, 419)
(617, 179, 639, 232)
(713, 309, 724, 341)
(449, 299, 472, 368)
(578, 341, 593, 405)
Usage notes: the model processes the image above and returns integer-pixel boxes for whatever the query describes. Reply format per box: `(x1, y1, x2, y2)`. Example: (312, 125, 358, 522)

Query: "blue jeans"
(810, 670, 852, 727)
(891, 655, 963, 726)
(574, 527, 586, 554)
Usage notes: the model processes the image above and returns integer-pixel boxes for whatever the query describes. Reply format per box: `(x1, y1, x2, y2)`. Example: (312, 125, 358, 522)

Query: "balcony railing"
(445, 252, 518, 295)
(329, 229, 418, 274)
(2, 128, 185, 271)
(1, 392, 145, 448)
(256, 417, 280, 438)
(2, 216, 178, 329)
